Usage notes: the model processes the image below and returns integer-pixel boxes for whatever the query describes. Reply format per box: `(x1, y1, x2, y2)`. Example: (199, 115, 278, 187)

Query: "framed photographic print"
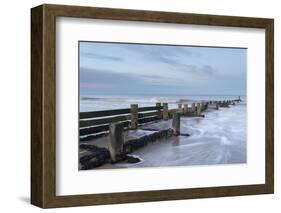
(31, 4, 274, 208)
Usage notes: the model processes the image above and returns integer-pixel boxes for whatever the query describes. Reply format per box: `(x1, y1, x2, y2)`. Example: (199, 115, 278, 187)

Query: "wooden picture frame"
(31, 4, 274, 208)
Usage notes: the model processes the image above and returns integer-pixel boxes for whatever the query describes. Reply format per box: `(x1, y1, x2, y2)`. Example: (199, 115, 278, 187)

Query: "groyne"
(79, 97, 242, 170)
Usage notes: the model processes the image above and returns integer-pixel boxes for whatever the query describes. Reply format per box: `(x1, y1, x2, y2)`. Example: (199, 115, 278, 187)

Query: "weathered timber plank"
(138, 106, 163, 112)
(80, 121, 130, 136)
(80, 108, 130, 119)
(138, 116, 160, 124)
(80, 115, 130, 127)
(138, 111, 158, 118)
(80, 106, 163, 119)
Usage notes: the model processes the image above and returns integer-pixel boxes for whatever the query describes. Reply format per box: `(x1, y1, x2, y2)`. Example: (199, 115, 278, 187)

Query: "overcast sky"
(79, 41, 246, 97)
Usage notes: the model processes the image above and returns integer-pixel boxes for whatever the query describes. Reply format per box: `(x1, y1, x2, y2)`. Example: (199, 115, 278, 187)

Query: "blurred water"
(92, 98, 247, 169)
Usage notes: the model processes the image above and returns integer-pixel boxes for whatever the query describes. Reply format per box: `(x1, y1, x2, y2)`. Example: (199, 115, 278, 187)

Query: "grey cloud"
(80, 52, 123, 61)
(122, 44, 214, 76)
(201, 65, 214, 75)
(177, 64, 215, 76)
(80, 67, 142, 85)
(81, 67, 179, 85)
(80, 67, 191, 96)
(124, 44, 192, 57)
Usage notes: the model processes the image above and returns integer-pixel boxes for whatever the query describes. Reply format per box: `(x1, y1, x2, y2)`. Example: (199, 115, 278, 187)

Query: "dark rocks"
(79, 128, 175, 170)
(219, 102, 230, 108)
(79, 144, 110, 170)
(123, 129, 173, 153)
(180, 133, 190, 137)
(125, 155, 141, 164)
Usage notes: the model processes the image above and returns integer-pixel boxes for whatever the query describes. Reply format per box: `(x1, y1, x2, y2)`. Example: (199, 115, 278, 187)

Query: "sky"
(79, 41, 247, 97)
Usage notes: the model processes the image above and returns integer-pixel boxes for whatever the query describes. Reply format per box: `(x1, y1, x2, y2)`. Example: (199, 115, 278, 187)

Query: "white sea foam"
(80, 95, 245, 112)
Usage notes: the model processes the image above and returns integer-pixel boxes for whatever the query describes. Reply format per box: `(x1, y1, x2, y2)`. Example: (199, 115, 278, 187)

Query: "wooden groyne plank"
(80, 111, 159, 129)
(139, 116, 160, 124)
(80, 106, 163, 119)
(79, 121, 130, 136)
(80, 115, 130, 127)
(80, 98, 241, 139)
(80, 108, 130, 119)
(80, 104, 164, 137)
(139, 111, 158, 118)
(138, 105, 163, 112)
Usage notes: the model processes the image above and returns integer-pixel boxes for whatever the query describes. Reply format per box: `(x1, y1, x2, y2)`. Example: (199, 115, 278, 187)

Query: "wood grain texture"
(31, 5, 43, 207)
(80, 108, 131, 119)
(31, 4, 274, 208)
(80, 115, 130, 127)
(265, 20, 274, 193)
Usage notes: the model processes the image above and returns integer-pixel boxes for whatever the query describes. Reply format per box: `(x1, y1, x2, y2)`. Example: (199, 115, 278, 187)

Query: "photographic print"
(79, 42, 247, 170)
(31, 4, 273, 208)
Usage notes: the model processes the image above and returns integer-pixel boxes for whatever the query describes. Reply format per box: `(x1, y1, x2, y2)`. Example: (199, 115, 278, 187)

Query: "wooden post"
(163, 103, 169, 120)
(156, 102, 162, 119)
(178, 103, 183, 113)
(202, 102, 206, 111)
(183, 104, 188, 114)
(130, 104, 138, 129)
(172, 112, 181, 136)
(191, 103, 196, 112)
(215, 101, 219, 110)
(197, 103, 201, 115)
(108, 122, 124, 162)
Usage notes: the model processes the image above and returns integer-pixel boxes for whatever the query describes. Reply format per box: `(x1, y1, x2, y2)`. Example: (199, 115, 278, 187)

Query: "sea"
(80, 95, 247, 168)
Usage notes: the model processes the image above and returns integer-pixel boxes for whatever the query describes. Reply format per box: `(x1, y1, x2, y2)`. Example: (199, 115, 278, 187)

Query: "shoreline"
(79, 99, 246, 170)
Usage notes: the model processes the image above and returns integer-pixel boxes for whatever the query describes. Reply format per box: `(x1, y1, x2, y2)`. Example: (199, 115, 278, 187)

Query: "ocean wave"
(81, 97, 102, 100)
(80, 95, 246, 112)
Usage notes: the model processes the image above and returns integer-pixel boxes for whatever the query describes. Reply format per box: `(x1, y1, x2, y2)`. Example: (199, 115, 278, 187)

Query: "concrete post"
(172, 112, 181, 136)
(197, 103, 201, 115)
(130, 104, 138, 129)
(202, 102, 206, 111)
(178, 103, 183, 113)
(108, 122, 124, 162)
(156, 102, 162, 119)
(163, 103, 169, 120)
(183, 104, 188, 114)
(215, 101, 219, 110)
(192, 103, 196, 112)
